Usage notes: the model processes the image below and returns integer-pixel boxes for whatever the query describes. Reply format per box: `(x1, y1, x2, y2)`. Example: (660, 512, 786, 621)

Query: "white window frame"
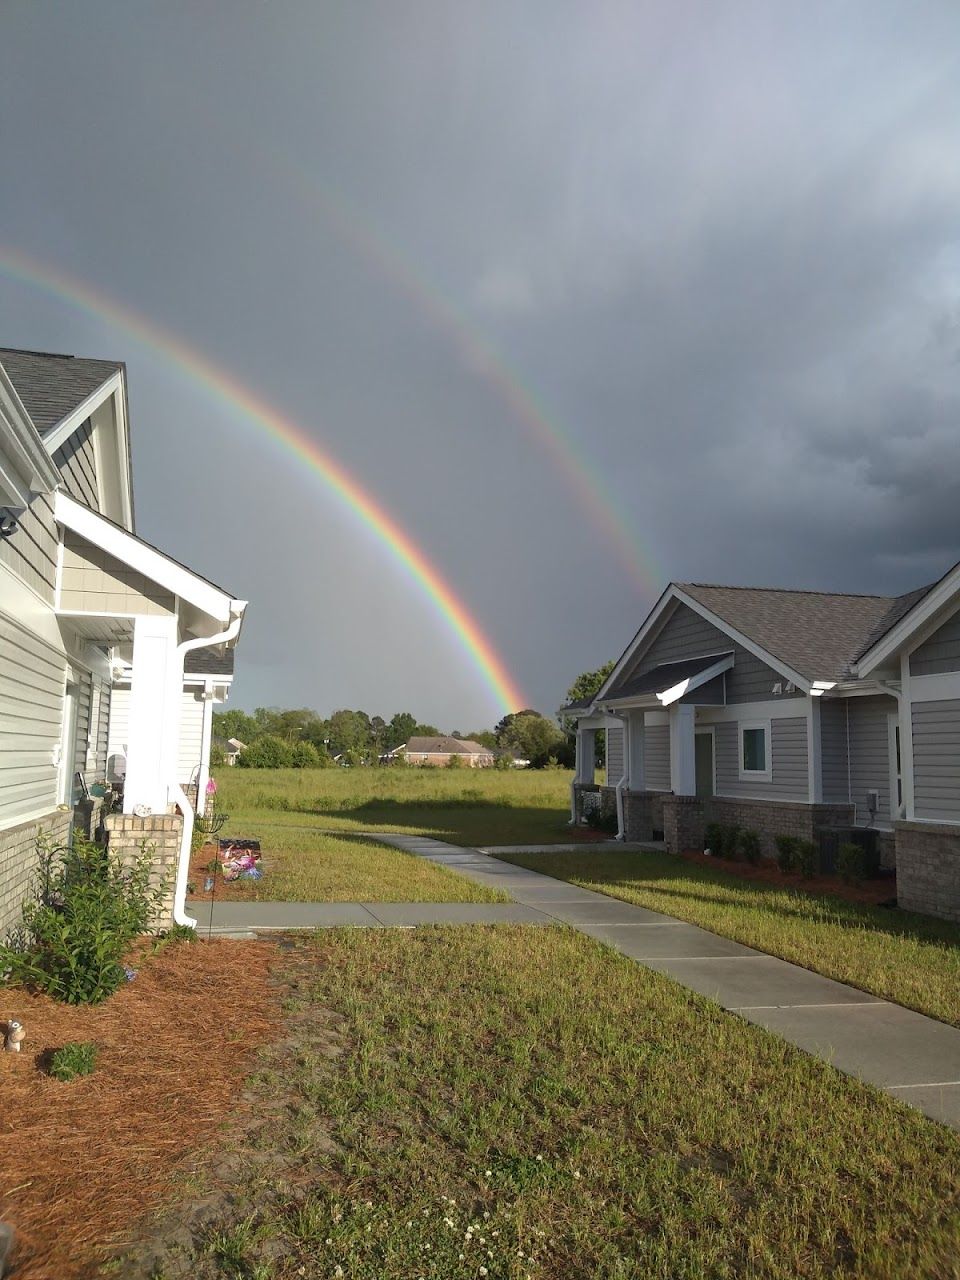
(739, 719, 772, 783)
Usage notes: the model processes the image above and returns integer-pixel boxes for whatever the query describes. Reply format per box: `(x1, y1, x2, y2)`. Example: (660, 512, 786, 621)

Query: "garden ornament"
(2, 1019, 25, 1052)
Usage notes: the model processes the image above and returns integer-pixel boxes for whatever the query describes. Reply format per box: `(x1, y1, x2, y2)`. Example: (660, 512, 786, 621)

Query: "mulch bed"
(186, 840, 264, 904)
(676, 848, 897, 907)
(0, 937, 283, 1280)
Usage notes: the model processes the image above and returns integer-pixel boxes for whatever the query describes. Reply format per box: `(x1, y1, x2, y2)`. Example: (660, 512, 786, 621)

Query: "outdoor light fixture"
(0, 510, 19, 539)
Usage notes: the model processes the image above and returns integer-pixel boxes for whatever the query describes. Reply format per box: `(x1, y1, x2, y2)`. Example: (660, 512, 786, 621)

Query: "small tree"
(290, 741, 321, 768)
(238, 734, 294, 768)
(447, 753, 465, 769)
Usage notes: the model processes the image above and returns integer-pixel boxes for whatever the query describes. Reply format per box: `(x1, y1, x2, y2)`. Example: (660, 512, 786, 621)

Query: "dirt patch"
(0, 937, 283, 1280)
(676, 848, 897, 906)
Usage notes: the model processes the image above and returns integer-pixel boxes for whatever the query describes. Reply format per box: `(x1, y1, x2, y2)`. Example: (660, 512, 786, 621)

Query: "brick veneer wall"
(621, 790, 667, 841)
(895, 821, 960, 923)
(103, 813, 183, 930)
(657, 795, 854, 857)
(0, 810, 73, 941)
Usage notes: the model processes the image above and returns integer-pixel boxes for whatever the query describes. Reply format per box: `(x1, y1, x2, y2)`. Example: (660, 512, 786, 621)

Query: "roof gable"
(0, 349, 122, 436)
(404, 736, 490, 754)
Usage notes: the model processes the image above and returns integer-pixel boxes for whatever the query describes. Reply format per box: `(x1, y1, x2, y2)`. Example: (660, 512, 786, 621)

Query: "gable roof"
(606, 653, 734, 704)
(677, 583, 902, 683)
(0, 348, 122, 436)
(404, 736, 491, 755)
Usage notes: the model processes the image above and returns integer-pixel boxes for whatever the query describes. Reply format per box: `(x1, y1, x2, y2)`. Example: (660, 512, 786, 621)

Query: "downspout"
(611, 712, 630, 841)
(169, 612, 244, 928)
(876, 678, 906, 820)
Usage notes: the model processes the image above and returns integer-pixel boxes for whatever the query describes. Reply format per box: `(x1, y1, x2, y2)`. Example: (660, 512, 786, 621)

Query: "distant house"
(562, 574, 960, 924)
(387, 736, 496, 767)
(211, 735, 246, 767)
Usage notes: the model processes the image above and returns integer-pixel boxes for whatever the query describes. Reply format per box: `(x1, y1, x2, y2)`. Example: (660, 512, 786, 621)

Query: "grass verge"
(118, 926, 960, 1279)
(191, 832, 507, 904)
(498, 848, 960, 1027)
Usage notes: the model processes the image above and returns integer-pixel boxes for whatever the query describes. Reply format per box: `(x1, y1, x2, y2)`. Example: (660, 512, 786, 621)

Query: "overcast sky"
(1, 1, 959, 728)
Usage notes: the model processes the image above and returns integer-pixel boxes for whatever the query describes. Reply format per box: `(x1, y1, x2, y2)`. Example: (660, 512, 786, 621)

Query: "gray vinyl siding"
(0, 491, 59, 603)
(846, 696, 896, 824)
(620, 602, 802, 704)
(715, 717, 808, 800)
(910, 608, 960, 676)
(911, 699, 960, 822)
(644, 725, 671, 790)
(53, 419, 100, 512)
(84, 677, 110, 780)
(0, 610, 66, 822)
(73, 671, 92, 800)
(820, 699, 850, 805)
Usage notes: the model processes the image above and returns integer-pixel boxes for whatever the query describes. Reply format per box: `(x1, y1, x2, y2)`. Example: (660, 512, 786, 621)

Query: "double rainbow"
(0, 247, 526, 715)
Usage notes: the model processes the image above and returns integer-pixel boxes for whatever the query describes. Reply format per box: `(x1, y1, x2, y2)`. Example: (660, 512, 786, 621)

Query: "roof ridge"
(679, 581, 895, 601)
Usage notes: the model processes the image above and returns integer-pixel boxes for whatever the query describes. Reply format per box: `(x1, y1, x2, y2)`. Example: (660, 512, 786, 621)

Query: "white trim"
(695, 725, 716, 798)
(54, 491, 246, 625)
(601, 653, 735, 710)
(596, 587, 680, 699)
(576, 712, 628, 730)
(899, 652, 915, 820)
(0, 365, 60, 507)
(887, 711, 902, 820)
(41, 372, 121, 454)
(806, 696, 822, 803)
(739, 719, 772, 783)
(669, 703, 697, 796)
(672, 588, 811, 692)
(908, 672, 960, 703)
(694, 699, 805, 723)
(857, 562, 960, 676)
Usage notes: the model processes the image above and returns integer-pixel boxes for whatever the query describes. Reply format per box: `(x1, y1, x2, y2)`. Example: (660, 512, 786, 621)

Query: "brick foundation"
(103, 813, 183, 930)
(0, 809, 73, 941)
(895, 821, 960, 923)
(621, 790, 667, 841)
(662, 796, 707, 853)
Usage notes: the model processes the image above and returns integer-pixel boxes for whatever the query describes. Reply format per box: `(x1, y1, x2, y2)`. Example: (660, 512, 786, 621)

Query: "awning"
(603, 653, 734, 707)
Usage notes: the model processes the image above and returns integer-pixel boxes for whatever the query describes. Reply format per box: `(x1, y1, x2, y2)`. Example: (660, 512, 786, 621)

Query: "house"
(388, 736, 496, 767)
(211, 736, 247, 766)
(0, 348, 246, 938)
(563, 576, 960, 923)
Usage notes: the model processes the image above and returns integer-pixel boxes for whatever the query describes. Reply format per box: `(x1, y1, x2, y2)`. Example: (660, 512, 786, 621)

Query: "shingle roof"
(0, 347, 122, 436)
(184, 646, 236, 677)
(404, 736, 491, 755)
(677, 583, 906, 682)
(558, 694, 595, 714)
(609, 654, 732, 701)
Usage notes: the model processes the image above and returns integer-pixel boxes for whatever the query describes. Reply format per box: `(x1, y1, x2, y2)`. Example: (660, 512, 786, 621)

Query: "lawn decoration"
(2, 1019, 25, 1053)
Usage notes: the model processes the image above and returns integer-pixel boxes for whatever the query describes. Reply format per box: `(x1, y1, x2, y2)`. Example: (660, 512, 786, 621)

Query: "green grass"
(214, 765, 574, 846)
(48, 1041, 97, 1081)
(197, 831, 508, 903)
(172, 927, 960, 1278)
(497, 848, 960, 1028)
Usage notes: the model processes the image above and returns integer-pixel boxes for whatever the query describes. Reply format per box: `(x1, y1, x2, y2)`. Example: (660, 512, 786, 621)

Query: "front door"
(695, 730, 714, 798)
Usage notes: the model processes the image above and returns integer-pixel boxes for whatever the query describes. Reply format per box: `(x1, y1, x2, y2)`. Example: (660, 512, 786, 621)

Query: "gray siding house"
(0, 348, 245, 938)
(565, 577, 960, 923)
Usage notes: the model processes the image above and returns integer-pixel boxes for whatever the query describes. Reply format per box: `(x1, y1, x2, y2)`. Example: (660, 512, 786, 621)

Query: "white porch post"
(577, 728, 597, 783)
(123, 615, 181, 815)
(669, 704, 696, 796)
(807, 695, 823, 804)
(628, 711, 646, 791)
(195, 679, 215, 817)
(899, 652, 916, 820)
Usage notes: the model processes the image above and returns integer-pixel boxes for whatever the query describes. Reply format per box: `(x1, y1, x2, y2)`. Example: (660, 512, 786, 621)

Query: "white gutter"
(169, 611, 244, 928)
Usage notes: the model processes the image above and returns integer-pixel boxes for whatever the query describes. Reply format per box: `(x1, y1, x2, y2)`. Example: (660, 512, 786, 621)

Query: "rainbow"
(256, 146, 661, 597)
(0, 246, 526, 715)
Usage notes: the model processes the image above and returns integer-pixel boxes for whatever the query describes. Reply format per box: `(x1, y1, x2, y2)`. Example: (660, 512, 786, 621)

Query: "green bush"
(586, 803, 618, 835)
(704, 822, 724, 856)
(717, 824, 741, 860)
(446, 753, 465, 770)
(0, 832, 168, 1005)
(238, 735, 294, 768)
(49, 1041, 97, 1081)
(797, 839, 819, 879)
(740, 829, 762, 864)
(290, 741, 321, 768)
(838, 842, 866, 885)
(774, 835, 798, 873)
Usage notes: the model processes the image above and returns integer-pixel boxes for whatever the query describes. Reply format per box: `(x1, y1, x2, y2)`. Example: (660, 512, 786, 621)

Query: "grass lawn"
(191, 831, 507, 904)
(122, 927, 960, 1279)
(498, 848, 960, 1029)
(214, 765, 574, 846)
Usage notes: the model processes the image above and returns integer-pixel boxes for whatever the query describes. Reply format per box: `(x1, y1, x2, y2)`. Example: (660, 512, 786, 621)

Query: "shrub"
(586, 805, 619, 835)
(290, 741, 321, 768)
(796, 839, 819, 879)
(704, 823, 723, 856)
(717, 824, 741, 860)
(447, 753, 465, 770)
(0, 832, 168, 1005)
(774, 835, 798, 873)
(48, 1041, 97, 1081)
(154, 922, 198, 948)
(740, 829, 761, 864)
(237, 735, 294, 768)
(838, 842, 866, 885)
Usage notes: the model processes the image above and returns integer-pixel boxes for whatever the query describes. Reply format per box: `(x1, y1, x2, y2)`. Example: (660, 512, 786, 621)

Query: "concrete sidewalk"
(189, 899, 553, 933)
(369, 833, 960, 1130)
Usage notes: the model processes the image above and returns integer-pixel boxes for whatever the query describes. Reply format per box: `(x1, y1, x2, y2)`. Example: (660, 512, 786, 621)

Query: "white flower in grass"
(573, 1170, 581, 1180)
(485, 1170, 492, 1179)
(535, 1155, 543, 1162)
(479, 1269, 488, 1277)
(325, 1237, 333, 1244)
(333, 1269, 344, 1279)
(444, 1217, 455, 1228)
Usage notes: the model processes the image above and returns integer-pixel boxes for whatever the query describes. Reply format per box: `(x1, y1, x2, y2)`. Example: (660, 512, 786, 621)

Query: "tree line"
(214, 661, 617, 771)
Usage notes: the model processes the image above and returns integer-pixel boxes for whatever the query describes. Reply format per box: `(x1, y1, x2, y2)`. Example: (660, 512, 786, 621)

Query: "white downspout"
(169, 612, 244, 928)
(877, 678, 908, 820)
(612, 712, 630, 841)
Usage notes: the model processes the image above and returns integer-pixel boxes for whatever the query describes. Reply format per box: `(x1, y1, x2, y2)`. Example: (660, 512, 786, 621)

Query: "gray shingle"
(0, 347, 122, 435)
(185, 646, 236, 677)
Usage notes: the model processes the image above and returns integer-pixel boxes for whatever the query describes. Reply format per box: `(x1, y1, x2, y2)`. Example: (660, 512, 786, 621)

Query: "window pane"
(743, 727, 766, 772)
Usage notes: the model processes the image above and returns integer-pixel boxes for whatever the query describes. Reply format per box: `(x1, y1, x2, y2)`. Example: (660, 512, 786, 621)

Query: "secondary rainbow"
(0, 246, 526, 715)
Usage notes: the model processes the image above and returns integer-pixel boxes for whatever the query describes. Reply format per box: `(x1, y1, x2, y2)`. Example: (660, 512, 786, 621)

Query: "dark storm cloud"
(0, 1, 958, 722)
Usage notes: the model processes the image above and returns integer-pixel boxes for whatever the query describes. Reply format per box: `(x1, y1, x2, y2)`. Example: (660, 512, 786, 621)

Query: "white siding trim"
(899, 651, 916, 820)
(807, 696, 822, 803)
(695, 699, 808, 723)
(908, 672, 960, 703)
(41, 372, 122, 454)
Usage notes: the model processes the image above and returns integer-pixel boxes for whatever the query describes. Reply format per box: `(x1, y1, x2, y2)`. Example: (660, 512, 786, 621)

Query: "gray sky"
(1, 1, 959, 728)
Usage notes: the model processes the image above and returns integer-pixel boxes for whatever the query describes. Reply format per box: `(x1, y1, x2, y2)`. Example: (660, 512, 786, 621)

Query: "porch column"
(123, 615, 181, 815)
(669, 704, 696, 796)
(806, 694, 823, 803)
(195, 680, 216, 816)
(576, 728, 597, 783)
(627, 710, 645, 791)
(899, 652, 916, 820)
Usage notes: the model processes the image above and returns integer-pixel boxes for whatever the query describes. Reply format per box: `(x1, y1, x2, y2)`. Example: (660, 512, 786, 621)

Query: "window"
(739, 720, 772, 781)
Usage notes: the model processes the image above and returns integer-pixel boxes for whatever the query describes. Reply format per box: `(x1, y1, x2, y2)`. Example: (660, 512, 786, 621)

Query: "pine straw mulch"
(0, 937, 285, 1280)
(676, 848, 898, 906)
